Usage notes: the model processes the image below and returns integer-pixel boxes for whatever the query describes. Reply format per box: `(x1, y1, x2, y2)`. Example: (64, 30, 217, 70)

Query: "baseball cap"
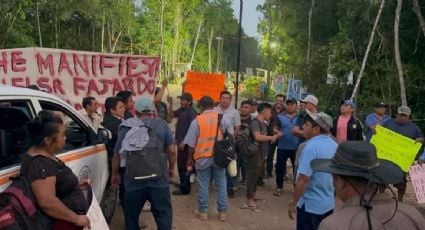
(286, 98, 297, 104)
(306, 110, 333, 131)
(135, 97, 155, 113)
(340, 99, 355, 108)
(301, 95, 318, 106)
(177, 92, 193, 101)
(248, 98, 258, 105)
(375, 102, 388, 108)
(397, 106, 411, 116)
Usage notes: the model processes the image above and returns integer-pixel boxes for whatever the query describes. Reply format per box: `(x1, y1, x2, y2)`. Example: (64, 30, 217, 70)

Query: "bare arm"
(111, 154, 121, 188)
(416, 137, 425, 144)
(31, 177, 89, 227)
(167, 144, 177, 176)
(288, 174, 310, 220)
(253, 131, 276, 142)
(154, 80, 168, 103)
(292, 126, 304, 137)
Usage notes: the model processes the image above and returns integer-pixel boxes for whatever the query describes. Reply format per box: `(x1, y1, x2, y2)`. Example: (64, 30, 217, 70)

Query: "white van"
(0, 84, 116, 222)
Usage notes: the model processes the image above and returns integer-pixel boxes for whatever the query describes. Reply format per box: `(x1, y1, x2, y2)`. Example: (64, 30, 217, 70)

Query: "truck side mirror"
(97, 128, 111, 144)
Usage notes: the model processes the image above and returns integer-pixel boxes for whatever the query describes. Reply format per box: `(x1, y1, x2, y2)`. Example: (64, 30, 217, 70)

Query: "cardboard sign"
(83, 187, 109, 230)
(184, 71, 225, 101)
(371, 125, 422, 172)
(409, 164, 425, 203)
(0, 48, 160, 110)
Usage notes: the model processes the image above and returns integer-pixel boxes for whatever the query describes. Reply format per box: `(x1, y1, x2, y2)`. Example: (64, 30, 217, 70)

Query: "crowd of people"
(21, 80, 425, 230)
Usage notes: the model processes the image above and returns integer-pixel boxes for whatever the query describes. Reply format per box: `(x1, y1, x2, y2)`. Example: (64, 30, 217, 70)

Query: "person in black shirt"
(167, 92, 197, 195)
(238, 100, 253, 184)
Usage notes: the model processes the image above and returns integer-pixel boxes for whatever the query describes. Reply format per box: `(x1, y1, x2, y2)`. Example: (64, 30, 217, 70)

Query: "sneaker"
(172, 189, 188, 196)
(273, 188, 282, 196)
(196, 211, 208, 221)
(257, 179, 265, 187)
(218, 211, 227, 222)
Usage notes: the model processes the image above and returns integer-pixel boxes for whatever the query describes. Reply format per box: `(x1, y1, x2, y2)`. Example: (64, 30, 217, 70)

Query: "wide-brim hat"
(311, 141, 404, 185)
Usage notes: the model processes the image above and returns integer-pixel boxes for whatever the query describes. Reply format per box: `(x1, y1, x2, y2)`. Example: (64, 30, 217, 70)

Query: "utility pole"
(235, 0, 243, 109)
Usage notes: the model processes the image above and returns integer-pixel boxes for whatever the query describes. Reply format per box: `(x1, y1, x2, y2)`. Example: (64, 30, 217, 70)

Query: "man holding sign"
(381, 106, 424, 201)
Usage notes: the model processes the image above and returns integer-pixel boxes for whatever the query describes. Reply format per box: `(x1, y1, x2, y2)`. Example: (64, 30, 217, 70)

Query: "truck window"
(39, 101, 93, 153)
(0, 100, 34, 169)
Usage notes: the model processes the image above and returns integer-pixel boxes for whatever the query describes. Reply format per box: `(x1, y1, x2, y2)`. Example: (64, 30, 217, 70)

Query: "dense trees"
(258, 0, 425, 122)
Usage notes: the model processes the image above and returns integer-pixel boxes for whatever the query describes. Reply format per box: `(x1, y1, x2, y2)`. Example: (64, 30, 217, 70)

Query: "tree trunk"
(395, 0, 407, 106)
(160, 0, 165, 80)
(350, 0, 385, 100)
(172, 3, 181, 77)
(208, 28, 214, 73)
(412, 0, 425, 37)
(190, 20, 203, 69)
(306, 0, 315, 64)
(36, 1, 42, 47)
(111, 30, 123, 53)
(101, 9, 105, 52)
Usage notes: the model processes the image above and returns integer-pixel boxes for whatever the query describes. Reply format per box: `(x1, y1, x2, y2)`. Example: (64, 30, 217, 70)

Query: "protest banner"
(183, 71, 225, 101)
(409, 164, 425, 203)
(371, 125, 423, 172)
(83, 187, 109, 230)
(0, 48, 160, 110)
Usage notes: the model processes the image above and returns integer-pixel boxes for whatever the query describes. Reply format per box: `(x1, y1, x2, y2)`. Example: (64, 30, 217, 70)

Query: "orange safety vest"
(194, 112, 223, 160)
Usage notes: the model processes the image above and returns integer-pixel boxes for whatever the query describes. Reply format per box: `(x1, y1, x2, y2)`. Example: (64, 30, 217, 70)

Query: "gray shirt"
(214, 105, 241, 131)
(183, 110, 234, 170)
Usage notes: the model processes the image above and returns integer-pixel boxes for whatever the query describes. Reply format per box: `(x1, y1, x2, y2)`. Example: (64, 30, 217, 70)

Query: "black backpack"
(0, 156, 51, 230)
(213, 114, 237, 168)
(236, 122, 258, 158)
(124, 119, 168, 180)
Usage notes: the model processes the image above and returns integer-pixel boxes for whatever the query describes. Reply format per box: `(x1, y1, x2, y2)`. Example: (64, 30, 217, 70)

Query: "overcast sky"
(231, 0, 264, 37)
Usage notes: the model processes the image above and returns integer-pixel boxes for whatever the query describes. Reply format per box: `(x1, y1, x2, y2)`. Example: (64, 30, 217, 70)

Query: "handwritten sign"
(184, 71, 225, 101)
(371, 125, 422, 172)
(83, 188, 109, 230)
(0, 48, 160, 110)
(409, 164, 425, 203)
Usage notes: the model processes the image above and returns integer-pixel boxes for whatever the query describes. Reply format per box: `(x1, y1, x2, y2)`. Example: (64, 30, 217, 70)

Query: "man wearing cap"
(167, 92, 197, 196)
(292, 94, 319, 142)
(331, 99, 364, 143)
(214, 91, 241, 198)
(365, 102, 390, 142)
(312, 141, 425, 229)
(265, 94, 286, 178)
(184, 96, 234, 221)
(382, 105, 424, 201)
(249, 99, 259, 119)
(288, 111, 337, 230)
(274, 98, 299, 196)
(111, 97, 176, 230)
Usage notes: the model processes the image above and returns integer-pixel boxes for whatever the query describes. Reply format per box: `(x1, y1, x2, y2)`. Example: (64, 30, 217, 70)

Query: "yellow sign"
(371, 125, 423, 172)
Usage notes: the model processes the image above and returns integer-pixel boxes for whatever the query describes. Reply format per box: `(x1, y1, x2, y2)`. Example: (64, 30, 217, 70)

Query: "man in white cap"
(381, 105, 424, 202)
(288, 111, 338, 230)
(312, 141, 425, 229)
(292, 95, 319, 142)
(111, 96, 176, 230)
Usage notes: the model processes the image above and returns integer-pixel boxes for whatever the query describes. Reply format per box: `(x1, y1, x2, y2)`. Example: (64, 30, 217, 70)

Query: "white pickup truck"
(0, 84, 116, 223)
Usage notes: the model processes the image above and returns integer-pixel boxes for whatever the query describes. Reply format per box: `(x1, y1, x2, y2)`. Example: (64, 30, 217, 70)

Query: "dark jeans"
(227, 169, 234, 193)
(119, 167, 126, 209)
(266, 142, 277, 176)
(237, 154, 247, 182)
(296, 204, 333, 230)
(177, 145, 191, 194)
(124, 186, 172, 230)
(275, 149, 296, 189)
(247, 153, 264, 199)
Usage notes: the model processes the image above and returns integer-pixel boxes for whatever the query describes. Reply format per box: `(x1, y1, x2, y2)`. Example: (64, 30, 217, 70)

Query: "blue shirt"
(365, 113, 390, 141)
(114, 117, 174, 191)
(296, 135, 338, 214)
(382, 119, 423, 140)
(277, 113, 299, 150)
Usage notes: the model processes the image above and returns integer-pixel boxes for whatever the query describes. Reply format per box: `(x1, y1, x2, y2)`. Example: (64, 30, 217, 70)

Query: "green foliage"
(258, 0, 425, 120)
